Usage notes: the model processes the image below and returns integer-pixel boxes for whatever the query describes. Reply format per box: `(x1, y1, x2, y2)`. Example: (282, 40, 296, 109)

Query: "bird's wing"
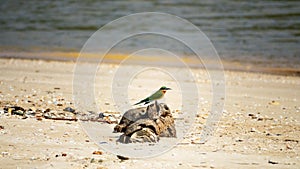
(134, 90, 163, 105)
(134, 97, 150, 105)
(148, 90, 163, 101)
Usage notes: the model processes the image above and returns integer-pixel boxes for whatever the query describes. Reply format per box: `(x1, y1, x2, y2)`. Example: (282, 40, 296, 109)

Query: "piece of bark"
(115, 102, 176, 143)
(114, 107, 147, 133)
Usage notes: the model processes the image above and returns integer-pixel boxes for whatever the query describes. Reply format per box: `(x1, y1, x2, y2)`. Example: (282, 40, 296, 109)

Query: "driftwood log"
(114, 102, 176, 143)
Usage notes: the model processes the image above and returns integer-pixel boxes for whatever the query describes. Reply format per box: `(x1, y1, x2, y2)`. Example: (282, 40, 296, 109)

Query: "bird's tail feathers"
(133, 101, 142, 105)
(134, 98, 150, 105)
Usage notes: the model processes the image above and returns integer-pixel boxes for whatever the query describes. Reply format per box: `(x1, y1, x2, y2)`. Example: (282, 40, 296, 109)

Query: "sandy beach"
(0, 58, 299, 169)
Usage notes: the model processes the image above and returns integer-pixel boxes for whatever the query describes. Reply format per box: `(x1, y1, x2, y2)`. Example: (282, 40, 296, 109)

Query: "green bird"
(134, 86, 171, 105)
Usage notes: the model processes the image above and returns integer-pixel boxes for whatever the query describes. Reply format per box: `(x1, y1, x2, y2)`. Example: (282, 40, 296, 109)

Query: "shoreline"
(1, 51, 300, 77)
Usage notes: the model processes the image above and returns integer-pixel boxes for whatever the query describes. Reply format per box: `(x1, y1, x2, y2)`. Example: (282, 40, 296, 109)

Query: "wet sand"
(0, 58, 299, 168)
(1, 51, 300, 76)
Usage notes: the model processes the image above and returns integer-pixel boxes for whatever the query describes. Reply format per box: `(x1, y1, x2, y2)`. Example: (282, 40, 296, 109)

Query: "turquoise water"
(0, 0, 299, 68)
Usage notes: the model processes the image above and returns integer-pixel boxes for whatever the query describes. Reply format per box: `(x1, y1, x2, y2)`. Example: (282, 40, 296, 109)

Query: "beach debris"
(116, 155, 129, 161)
(99, 112, 105, 118)
(286, 144, 292, 150)
(1, 151, 9, 157)
(1, 105, 118, 124)
(113, 107, 147, 133)
(0, 105, 110, 123)
(100, 112, 118, 123)
(4, 106, 25, 115)
(90, 158, 104, 164)
(44, 115, 77, 121)
(43, 108, 77, 121)
(34, 109, 43, 121)
(257, 117, 264, 121)
(284, 139, 299, 143)
(128, 127, 159, 143)
(114, 102, 176, 143)
(250, 128, 256, 132)
(55, 153, 67, 157)
(0, 125, 4, 130)
(12, 109, 25, 116)
(92, 151, 103, 155)
(268, 160, 279, 164)
(26, 108, 36, 117)
(235, 138, 244, 142)
(35, 115, 43, 121)
(0, 109, 4, 115)
(248, 113, 273, 121)
(63, 107, 76, 113)
(79, 111, 118, 124)
(269, 100, 280, 105)
(248, 113, 255, 117)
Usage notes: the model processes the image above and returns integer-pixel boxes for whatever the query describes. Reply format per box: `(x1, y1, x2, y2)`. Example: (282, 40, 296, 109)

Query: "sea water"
(0, 0, 299, 69)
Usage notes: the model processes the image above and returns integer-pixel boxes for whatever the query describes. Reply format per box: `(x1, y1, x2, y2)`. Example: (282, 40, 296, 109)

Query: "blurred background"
(0, 0, 299, 70)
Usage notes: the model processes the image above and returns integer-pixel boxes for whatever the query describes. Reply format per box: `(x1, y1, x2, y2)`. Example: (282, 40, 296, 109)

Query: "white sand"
(0, 58, 299, 168)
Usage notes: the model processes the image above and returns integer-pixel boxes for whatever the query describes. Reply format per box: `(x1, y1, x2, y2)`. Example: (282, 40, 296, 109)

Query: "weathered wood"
(114, 102, 176, 143)
(124, 118, 160, 136)
(114, 107, 147, 133)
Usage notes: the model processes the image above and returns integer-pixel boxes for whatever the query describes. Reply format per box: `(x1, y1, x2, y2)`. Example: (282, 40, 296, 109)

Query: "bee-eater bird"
(134, 86, 171, 105)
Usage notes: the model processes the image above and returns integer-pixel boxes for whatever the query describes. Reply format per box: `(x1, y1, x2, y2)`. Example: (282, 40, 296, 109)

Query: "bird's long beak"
(166, 87, 171, 90)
